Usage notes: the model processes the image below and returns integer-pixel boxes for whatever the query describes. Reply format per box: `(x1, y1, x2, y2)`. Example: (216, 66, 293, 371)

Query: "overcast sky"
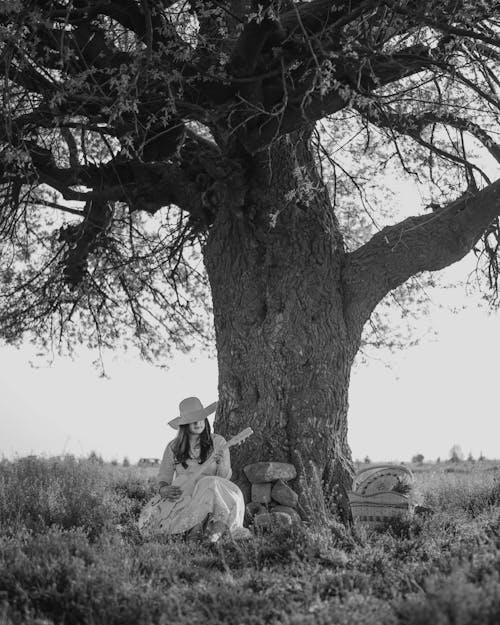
(2, 250, 498, 465)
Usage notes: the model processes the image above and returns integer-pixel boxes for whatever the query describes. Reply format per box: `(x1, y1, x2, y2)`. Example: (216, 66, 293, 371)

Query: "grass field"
(1, 455, 500, 624)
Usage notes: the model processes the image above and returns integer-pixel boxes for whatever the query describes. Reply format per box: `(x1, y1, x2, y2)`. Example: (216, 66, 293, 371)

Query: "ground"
(1, 456, 500, 624)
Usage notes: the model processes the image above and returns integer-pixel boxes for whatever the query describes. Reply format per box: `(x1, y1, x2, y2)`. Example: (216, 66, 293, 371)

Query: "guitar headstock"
(227, 427, 253, 448)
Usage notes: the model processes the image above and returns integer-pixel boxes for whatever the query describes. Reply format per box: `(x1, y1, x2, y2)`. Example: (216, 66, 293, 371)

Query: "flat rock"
(253, 511, 292, 531)
(271, 505, 301, 524)
(271, 479, 299, 507)
(244, 462, 297, 484)
(251, 482, 272, 503)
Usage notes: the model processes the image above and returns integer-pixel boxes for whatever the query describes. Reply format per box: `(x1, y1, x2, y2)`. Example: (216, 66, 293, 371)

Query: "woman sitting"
(138, 396, 245, 542)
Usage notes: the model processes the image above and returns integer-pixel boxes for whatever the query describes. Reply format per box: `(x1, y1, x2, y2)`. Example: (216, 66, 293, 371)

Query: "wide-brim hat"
(168, 396, 218, 429)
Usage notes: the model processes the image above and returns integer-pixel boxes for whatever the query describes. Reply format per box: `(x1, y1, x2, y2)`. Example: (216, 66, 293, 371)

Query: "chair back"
(353, 464, 414, 495)
(349, 464, 415, 526)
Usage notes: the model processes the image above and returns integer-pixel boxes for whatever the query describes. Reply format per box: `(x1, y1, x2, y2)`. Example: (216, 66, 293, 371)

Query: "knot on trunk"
(186, 156, 246, 230)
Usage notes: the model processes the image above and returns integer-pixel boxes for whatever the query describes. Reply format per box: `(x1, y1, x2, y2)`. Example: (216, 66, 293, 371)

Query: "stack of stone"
(243, 461, 301, 529)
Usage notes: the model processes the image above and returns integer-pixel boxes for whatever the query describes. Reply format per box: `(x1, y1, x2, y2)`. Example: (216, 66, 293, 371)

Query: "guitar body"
(138, 428, 253, 535)
(146, 473, 195, 523)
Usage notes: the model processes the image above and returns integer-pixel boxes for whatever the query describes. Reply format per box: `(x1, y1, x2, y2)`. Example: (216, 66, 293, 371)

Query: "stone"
(243, 462, 297, 484)
(251, 482, 272, 503)
(230, 526, 253, 540)
(246, 501, 267, 518)
(270, 505, 301, 524)
(253, 511, 292, 531)
(271, 479, 299, 507)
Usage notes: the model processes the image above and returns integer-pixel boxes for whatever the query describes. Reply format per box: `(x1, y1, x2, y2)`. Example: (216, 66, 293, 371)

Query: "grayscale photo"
(1, 1, 500, 623)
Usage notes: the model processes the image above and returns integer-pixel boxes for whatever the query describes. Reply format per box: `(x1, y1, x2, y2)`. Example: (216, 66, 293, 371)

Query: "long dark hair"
(171, 419, 213, 468)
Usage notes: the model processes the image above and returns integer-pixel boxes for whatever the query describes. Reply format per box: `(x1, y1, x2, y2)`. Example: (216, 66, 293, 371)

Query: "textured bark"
(203, 148, 500, 520)
(203, 137, 356, 518)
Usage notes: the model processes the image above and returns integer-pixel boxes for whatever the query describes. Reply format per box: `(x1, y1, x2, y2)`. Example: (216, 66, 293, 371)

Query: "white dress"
(138, 434, 245, 535)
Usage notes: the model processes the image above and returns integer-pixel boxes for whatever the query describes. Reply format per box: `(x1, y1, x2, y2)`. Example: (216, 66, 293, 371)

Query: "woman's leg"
(190, 476, 245, 532)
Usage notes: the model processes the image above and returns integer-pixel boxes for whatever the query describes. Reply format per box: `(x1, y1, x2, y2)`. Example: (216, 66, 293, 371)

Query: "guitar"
(138, 427, 253, 529)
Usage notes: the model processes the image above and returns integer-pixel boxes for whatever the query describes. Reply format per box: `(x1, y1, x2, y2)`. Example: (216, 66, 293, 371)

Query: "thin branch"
(35, 199, 84, 217)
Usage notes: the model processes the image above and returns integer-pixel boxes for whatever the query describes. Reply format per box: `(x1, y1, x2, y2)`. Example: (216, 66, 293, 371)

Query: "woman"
(138, 396, 246, 542)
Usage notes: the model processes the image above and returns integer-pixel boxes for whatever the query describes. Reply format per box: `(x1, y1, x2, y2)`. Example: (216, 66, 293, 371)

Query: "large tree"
(1, 0, 500, 513)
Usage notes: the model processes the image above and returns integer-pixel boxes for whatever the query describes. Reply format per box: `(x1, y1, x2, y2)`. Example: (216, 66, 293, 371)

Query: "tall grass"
(416, 463, 500, 514)
(0, 456, 156, 538)
(1, 456, 500, 624)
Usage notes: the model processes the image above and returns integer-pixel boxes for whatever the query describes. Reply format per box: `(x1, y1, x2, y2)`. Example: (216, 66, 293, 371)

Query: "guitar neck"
(191, 449, 218, 481)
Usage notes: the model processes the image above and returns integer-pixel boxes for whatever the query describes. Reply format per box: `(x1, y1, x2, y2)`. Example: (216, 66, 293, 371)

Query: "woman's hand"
(213, 449, 224, 465)
(159, 484, 182, 501)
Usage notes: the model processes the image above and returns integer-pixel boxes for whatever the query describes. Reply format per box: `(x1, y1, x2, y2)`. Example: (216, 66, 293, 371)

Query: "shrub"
(0, 456, 130, 538)
(394, 570, 500, 625)
(0, 527, 181, 625)
(421, 469, 500, 515)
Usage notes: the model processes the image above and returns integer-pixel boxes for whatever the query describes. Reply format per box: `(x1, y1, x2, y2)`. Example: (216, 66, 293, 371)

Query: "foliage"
(0, 1, 499, 356)
(2, 456, 500, 624)
(0, 455, 153, 538)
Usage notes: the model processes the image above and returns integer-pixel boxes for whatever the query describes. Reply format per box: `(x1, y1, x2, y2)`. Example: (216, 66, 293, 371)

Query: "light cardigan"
(158, 433, 232, 486)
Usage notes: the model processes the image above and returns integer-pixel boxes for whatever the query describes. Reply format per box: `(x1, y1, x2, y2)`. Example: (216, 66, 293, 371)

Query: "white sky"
(1, 252, 498, 465)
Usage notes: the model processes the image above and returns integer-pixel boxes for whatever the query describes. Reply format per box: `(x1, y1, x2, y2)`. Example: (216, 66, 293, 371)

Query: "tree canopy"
(1, 0, 500, 357)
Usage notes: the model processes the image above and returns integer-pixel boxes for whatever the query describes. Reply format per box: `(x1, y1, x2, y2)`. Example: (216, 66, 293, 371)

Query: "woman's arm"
(158, 442, 175, 485)
(157, 443, 183, 499)
(214, 435, 232, 479)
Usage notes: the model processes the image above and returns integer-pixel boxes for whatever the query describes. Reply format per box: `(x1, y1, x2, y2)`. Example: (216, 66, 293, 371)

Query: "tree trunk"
(203, 137, 357, 519)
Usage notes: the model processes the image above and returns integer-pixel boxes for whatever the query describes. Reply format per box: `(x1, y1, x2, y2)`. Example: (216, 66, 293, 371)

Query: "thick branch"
(409, 112, 500, 163)
(0, 137, 201, 212)
(2, 56, 56, 95)
(45, 0, 160, 40)
(59, 198, 113, 287)
(343, 178, 500, 339)
(1, 131, 244, 230)
(60, 128, 80, 169)
(240, 46, 435, 153)
(35, 158, 203, 214)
